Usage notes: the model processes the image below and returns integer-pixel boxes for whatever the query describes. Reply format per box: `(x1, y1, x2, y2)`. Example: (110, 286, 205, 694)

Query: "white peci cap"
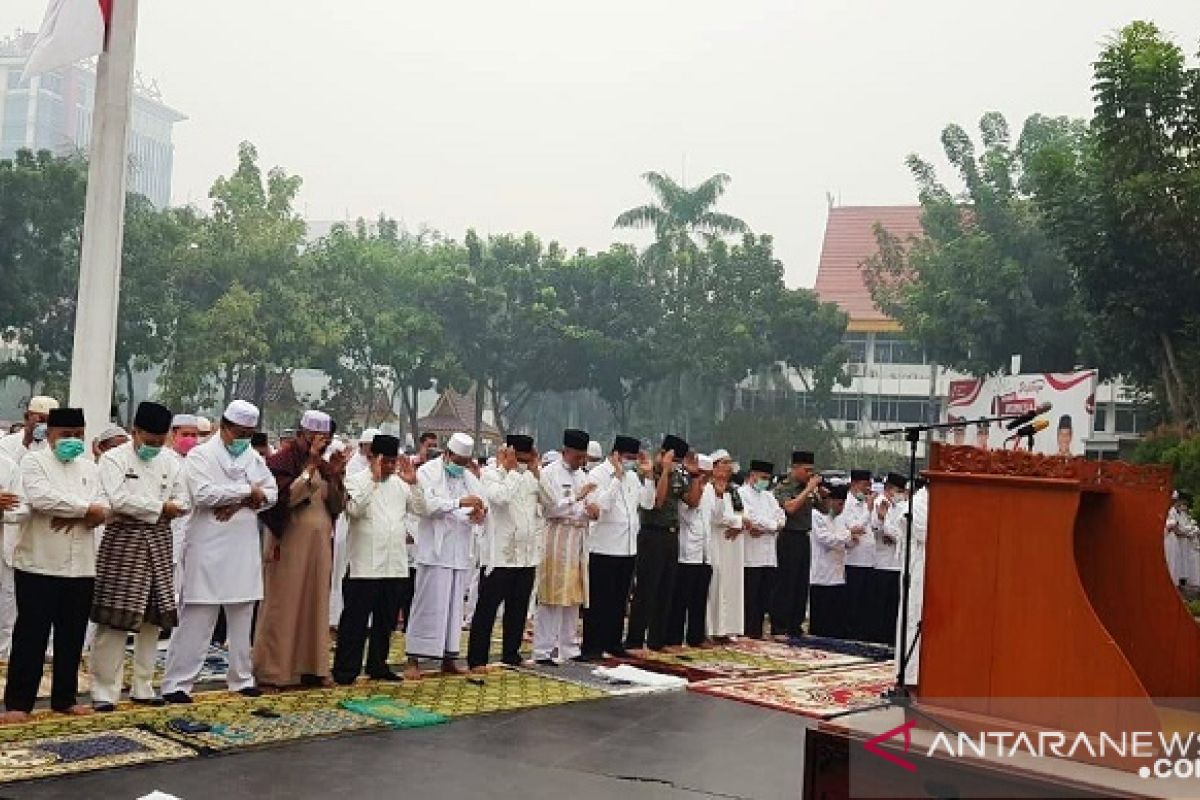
(27, 396, 59, 415)
(222, 400, 259, 428)
(300, 409, 332, 433)
(697, 455, 714, 472)
(709, 449, 731, 462)
(447, 432, 474, 457)
(359, 427, 381, 444)
(587, 440, 603, 459)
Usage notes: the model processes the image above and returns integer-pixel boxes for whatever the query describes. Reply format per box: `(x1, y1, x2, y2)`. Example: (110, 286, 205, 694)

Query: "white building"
(743, 205, 1147, 459)
(0, 31, 185, 208)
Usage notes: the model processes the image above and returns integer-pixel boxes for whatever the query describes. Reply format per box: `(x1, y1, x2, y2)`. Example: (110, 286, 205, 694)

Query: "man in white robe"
(897, 480, 928, 687)
(162, 400, 277, 703)
(329, 431, 375, 628)
(839, 469, 875, 641)
(738, 461, 786, 639)
(810, 484, 853, 638)
(706, 449, 745, 641)
(869, 472, 907, 644)
(404, 432, 487, 679)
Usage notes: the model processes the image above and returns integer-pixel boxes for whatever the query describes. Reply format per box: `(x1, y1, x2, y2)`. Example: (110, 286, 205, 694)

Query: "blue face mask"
(623, 460, 639, 473)
(136, 444, 162, 461)
(754, 478, 770, 492)
(31, 423, 48, 443)
(226, 438, 251, 458)
(54, 437, 85, 463)
(445, 462, 465, 479)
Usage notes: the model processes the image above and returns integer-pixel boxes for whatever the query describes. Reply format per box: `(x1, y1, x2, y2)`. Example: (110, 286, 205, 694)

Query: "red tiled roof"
(813, 205, 925, 325)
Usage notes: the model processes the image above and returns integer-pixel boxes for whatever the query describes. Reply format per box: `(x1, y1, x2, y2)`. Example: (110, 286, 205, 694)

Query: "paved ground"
(7, 692, 807, 800)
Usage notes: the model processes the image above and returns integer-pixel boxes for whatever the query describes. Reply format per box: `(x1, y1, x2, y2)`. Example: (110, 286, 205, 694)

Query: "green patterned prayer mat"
(149, 706, 388, 754)
(614, 642, 870, 682)
(387, 668, 604, 718)
(0, 727, 195, 784)
(384, 630, 508, 666)
(338, 696, 449, 729)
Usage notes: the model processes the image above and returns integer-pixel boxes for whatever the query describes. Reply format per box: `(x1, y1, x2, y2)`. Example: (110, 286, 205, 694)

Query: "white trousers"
(405, 566, 467, 660)
(162, 602, 254, 695)
(533, 604, 579, 661)
(90, 623, 160, 704)
(329, 516, 349, 626)
(463, 568, 480, 628)
(0, 559, 15, 660)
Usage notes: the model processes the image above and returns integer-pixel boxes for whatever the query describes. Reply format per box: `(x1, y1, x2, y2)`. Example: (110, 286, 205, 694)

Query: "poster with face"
(944, 371, 1097, 456)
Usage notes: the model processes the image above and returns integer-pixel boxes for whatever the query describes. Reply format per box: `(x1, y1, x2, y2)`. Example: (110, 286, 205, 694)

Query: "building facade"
(0, 31, 185, 207)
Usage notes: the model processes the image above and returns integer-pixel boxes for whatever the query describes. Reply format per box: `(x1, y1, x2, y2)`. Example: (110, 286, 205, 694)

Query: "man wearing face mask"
(405, 432, 487, 679)
(1, 407, 108, 723)
(165, 414, 199, 601)
(840, 468, 876, 641)
(90, 402, 189, 711)
(810, 484, 853, 637)
(533, 428, 595, 665)
(468, 435, 550, 671)
(738, 461, 786, 639)
(0, 395, 58, 663)
(578, 435, 655, 661)
(162, 400, 277, 704)
(255, 410, 347, 689)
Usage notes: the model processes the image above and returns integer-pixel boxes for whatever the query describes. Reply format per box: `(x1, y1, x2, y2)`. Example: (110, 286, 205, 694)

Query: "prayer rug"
(786, 635, 893, 662)
(338, 696, 449, 729)
(148, 707, 387, 754)
(605, 644, 864, 682)
(514, 660, 684, 696)
(0, 727, 194, 784)
(138, 641, 229, 686)
(387, 669, 604, 717)
(690, 663, 898, 719)
(725, 639, 871, 672)
(384, 631, 506, 666)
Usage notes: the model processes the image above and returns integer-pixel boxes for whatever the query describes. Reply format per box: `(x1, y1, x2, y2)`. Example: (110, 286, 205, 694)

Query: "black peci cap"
(749, 460, 774, 475)
(47, 408, 85, 428)
(613, 435, 640, 456)
(507, 434, 534, 453)
(133, 401, 173, 435)
(792, 450, 815, 466)
(563, 428, 590, 451)
(660, 434, 689, 459)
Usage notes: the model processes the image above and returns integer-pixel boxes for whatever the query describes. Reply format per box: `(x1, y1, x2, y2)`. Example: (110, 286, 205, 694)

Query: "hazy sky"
(7, 1, 1200, 288)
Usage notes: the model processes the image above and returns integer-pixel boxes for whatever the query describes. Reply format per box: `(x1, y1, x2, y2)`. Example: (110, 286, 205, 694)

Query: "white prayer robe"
(344, 470, 425, 579)
(533, 459, 591, 661)
(14, 449, 107, 578)
(480, 466, 547, 571)
(178, 437, 278, 604)
(329, 452, 370, 624)
(707, 489, 745, 637)
(840, 493, 874, 568)
(738, 485, 785, 568)
(872, 492, 904, 572)
(407, 457, 486, 659)
(897, 487, 928, 685)
(679, 484, 732, 565)
(810, 509, 850, 586)
(587, 460, 654, 557)
(1166, 506, 1199, 586)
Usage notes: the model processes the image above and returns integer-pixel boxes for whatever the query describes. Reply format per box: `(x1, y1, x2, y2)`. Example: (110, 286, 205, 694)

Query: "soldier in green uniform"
(772, 450, 822, 640)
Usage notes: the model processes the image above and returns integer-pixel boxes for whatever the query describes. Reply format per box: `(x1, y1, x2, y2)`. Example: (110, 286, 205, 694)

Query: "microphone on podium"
(1004, 402, 1053, 430)
(1007, 418, 1050, 441)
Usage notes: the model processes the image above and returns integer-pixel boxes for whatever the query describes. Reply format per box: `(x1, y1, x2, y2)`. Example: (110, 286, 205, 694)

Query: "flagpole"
(68, 0, 138, 438)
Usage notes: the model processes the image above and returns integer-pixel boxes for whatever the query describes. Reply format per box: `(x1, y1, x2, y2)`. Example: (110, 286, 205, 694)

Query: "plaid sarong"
(91, 515, 178, 632)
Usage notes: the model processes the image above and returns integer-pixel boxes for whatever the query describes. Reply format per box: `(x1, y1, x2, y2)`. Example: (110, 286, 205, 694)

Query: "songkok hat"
(709, 448, 731, 462)
(359, 427, 381, 444)
(562, 428, 590, 451)
(613, 435, 640, 456)
(749, 460, 774, 475)
(171, 414, 197, 429)
(542, 450, 561, 466)
(222, 400, 259, 428)
(913, 477, 928, 492)
(660, 434, 689, 459)
(300, 410, 332, 433)
(1058, 414, 1073, 431)
(507, 434, 534, 453)
(792, 450, 815, 466)
(95, 424, 127, 444)
(196, 417, 213, 433)
(697, 455, 714, 472)
(850, 468, 872, 482)
(885, 472, 907, 490)
(133, 401, 173, 435)
(47, 407, 85, 428)
(828, 484, 849, 500)
(447, 432, 474, 457)
(27, 396, 59, 415)
(371, 434, 400, 457)
(587, 440, 603, 459)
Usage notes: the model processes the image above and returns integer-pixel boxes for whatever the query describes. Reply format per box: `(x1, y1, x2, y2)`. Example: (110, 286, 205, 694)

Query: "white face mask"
(516, 463, 528, 474)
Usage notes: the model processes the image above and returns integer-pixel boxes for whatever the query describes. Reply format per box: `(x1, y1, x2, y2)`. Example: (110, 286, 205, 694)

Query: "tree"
(614, 171, 748, 260)
(1024, 22, 1200, 426)
(863, 113, 1084, 377)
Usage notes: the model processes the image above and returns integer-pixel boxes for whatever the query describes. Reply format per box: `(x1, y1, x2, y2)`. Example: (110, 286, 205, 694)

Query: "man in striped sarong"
(90, 402, 190, 710)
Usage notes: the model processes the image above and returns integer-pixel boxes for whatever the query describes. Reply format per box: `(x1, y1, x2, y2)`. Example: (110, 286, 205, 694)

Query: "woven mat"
(386, 668, 603, 717)
(338, 696, 449, 729)
(385, 630, 508, 666)
(0, 726, 194, 784)
(513, 660, 683, 696)
(690, 662, 897, 719)
(786, 635, 894, 662)
(150, 706, 388, 753)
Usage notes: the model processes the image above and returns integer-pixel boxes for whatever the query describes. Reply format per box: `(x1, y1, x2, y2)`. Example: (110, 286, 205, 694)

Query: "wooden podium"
(916, 444, 1199, 737)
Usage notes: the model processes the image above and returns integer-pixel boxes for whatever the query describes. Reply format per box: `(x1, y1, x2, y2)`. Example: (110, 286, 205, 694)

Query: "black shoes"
(163, 691, 193, 705)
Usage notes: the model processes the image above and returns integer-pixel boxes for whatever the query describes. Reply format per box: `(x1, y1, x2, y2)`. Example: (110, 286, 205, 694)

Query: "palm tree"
(614, 171, 749, 262)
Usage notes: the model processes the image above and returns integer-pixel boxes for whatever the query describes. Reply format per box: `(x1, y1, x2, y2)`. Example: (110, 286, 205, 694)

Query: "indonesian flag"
(20, 0, 112, 83)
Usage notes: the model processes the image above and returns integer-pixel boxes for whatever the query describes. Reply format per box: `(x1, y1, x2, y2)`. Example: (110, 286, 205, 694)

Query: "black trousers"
(772, 530, 811, 638)
(467, 566, 535, 668)
(624, 528, 678, 651)
(5, 571, 93, 713)
(844, 565, 877, 641)
(809, 584, 848, 638)
(398, 570, 415, 631)
(667, 563, 712, 647)
(873, 570, 901, 645)
(332, 577, 402, 683)
(582, 554, 635, 658)
(743, 566, 775, 639)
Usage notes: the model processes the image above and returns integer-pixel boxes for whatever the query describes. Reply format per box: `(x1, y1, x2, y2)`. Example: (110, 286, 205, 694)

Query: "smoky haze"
(6, 0, 1200, 286)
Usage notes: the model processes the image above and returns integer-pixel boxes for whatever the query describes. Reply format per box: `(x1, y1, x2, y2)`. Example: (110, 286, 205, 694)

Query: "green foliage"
(711, 411, 838, 474)
(1133, 428, 1200, 498)
(838, 444, 910, 476)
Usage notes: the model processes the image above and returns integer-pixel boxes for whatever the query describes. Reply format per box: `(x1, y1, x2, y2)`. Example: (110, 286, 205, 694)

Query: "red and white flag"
(21, 0, 112, 82)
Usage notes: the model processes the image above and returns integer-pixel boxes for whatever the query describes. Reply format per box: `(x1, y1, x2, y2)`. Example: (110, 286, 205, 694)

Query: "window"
(1094, 407, 1107, 432)
(824, 396, 861, 422)
(1114, 406, 1148, 434)
(874, 335, 926, 365)
(871, 395, 933, 425)
(843, 334, 867, 365)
